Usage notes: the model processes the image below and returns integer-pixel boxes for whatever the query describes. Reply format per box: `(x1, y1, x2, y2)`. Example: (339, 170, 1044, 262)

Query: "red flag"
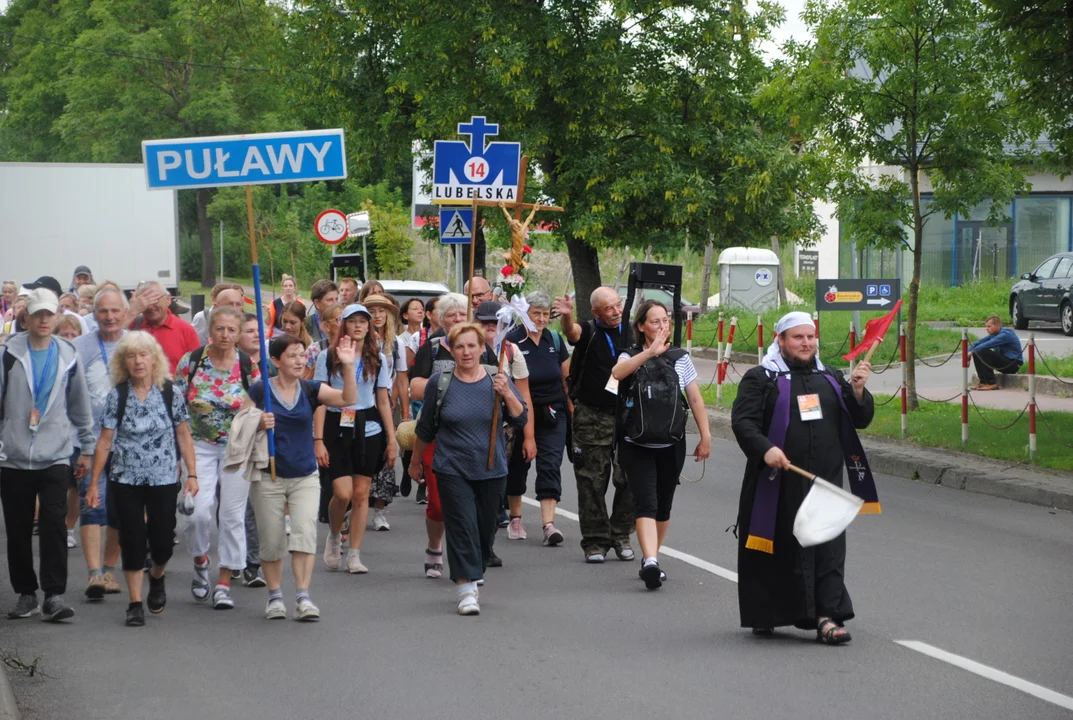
(842, 299, 902, 361)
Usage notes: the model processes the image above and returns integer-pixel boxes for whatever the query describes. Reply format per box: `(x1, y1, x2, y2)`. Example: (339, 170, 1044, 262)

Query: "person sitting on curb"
(968, 315, 1023, 391)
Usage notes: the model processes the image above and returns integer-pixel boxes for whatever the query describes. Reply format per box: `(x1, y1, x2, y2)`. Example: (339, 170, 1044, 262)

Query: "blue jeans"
(78, 470, 112, 527)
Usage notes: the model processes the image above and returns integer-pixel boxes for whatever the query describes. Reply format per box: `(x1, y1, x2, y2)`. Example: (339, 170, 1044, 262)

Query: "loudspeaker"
(624, 262, 684, 346)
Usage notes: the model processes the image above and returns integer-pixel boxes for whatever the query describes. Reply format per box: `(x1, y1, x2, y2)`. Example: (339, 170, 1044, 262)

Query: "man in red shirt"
(129, 282, 200, 373)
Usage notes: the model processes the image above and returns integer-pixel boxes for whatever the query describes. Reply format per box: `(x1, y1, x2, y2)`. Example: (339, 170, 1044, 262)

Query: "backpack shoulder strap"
(432, 367, 455, 430)
(0, 348, 15, 422)
(115, 382, 130, 433)
(238, 351, 253, 391)
(550, 330, 561, 353)
(185, 347, 205, 390)
(481, 364, 499, 377)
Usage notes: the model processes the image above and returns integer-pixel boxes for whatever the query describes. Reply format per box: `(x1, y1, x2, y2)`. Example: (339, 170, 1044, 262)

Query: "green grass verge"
(701, 382, 1073, 472)
(1018, 352, 1073, 379)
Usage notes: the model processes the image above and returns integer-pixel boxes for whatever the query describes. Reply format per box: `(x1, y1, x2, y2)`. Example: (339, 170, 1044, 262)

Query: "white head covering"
(760, 311, 823, 373)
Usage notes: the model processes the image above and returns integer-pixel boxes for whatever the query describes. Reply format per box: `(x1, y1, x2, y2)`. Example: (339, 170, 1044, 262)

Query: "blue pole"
(245, 186, 275, 478)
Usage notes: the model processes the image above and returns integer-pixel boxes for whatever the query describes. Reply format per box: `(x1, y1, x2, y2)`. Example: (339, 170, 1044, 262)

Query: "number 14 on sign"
(465, 159, 487, 181)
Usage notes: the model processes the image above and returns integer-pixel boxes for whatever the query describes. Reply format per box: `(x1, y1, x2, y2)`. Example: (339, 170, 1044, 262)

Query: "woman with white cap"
(730, 310, 876, 645)
(313, 304, 397, 574)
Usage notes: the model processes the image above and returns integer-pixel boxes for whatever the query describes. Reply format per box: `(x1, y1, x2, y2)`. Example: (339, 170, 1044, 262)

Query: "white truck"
(0, 162, 179, 293)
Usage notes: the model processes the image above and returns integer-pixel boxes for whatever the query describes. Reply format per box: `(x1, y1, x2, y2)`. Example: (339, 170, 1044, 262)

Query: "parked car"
(377, 280, 450, 309)
(1009, 252, 1073, 335)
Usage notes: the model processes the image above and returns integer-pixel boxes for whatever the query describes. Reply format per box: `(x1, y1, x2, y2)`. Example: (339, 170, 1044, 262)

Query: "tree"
(0, 0, 289, 288)
(762, 0, 1032, 408)
(282, 0, 785, 320)
(984, 0, 1073, 169)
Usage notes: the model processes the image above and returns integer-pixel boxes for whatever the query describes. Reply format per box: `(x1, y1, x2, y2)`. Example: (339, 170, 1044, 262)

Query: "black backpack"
(619, 346, 688, 445)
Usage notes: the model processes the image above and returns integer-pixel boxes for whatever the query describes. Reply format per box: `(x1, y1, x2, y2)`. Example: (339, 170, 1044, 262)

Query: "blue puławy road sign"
(142, 129, 347, 190)
(440, 208, 474, 244)
(433, 117, 520, 204)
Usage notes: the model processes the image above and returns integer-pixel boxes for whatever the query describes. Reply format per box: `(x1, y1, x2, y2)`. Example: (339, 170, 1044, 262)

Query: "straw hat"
(361, 293, 397, 311)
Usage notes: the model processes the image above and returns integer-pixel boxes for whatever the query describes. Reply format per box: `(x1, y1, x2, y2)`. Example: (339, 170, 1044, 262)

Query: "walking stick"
(487, 343, 509, 469)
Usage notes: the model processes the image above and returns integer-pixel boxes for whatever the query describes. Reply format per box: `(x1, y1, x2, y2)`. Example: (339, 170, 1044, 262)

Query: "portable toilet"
(717, 247, 780, 311)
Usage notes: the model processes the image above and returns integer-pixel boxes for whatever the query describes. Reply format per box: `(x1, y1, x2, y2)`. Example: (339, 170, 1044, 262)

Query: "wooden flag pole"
(487, 342, 509, 469)
(862, 339, 882, 364)
(245, 186, 276, 480)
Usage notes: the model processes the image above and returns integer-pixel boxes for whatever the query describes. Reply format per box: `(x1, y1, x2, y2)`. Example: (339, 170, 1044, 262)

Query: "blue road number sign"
(142, 129, 347, 190)
(433, 117, 521, 204)
(440, 208, 474, 244)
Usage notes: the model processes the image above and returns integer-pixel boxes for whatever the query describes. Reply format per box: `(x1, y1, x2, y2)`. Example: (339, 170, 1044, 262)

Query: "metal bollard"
(961, 328, 969, 447)
(899, 323, 907, 437)
(1029, 333, 1036, 458)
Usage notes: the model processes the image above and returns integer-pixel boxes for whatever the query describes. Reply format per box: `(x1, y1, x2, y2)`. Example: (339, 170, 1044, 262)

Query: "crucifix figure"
(499, 200, 541, 272)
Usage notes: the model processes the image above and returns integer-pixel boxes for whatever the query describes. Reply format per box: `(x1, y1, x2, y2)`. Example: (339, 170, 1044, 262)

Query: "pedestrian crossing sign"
(440, 208, 473, 244)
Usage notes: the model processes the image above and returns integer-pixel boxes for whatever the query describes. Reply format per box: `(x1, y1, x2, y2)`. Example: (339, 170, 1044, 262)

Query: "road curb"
(0, 662, 19, 720)
(701, 405, 1073, 512)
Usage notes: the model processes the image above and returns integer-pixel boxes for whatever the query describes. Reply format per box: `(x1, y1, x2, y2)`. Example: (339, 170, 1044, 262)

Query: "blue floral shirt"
(101, 382, 189, 486)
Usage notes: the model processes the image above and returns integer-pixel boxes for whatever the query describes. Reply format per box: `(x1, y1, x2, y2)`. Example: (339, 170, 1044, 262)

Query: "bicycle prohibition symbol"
(314, 208, 348, 245)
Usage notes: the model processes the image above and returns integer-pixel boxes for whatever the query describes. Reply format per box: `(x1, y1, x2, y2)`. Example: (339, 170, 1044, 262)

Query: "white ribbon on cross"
(493, 294, 536, 354)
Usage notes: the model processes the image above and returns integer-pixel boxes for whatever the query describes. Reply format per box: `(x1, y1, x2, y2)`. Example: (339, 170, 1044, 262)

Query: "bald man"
(554, 287, 636, 563)
(464, 276, 492, 311)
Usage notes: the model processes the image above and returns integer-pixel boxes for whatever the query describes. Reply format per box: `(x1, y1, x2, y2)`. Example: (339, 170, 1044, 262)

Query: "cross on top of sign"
(457, 117, 498, 154)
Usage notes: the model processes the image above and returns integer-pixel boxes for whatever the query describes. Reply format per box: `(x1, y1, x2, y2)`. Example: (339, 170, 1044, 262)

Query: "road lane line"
(895, 640, 1073, 712)
(521, 496, 739, 582)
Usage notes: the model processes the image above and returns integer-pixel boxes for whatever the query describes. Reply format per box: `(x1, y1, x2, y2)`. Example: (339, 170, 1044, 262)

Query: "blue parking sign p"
(867, 285, 878, 296)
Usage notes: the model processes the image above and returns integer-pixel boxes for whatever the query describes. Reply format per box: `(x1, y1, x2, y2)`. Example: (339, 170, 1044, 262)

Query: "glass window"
(918, 201, 954, 285)
(1056, 257, 1073, 278)
(1034, 257, 1059, 279)
(1016, 197, 1072, 275)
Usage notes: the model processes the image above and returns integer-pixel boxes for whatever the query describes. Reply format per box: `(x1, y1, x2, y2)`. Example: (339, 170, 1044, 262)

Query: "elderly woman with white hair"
(730, 310, 877, 645)
(86, 332, 198, 627)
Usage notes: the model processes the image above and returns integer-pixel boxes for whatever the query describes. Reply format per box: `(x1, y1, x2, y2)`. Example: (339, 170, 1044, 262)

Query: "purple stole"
(745, 372, 881, 554)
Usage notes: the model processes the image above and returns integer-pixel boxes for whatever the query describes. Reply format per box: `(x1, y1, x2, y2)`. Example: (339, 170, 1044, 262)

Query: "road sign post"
(143, 128, 349, 479)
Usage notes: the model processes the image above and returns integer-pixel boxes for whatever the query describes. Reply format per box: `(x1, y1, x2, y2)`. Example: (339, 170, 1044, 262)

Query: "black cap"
(26, 276, 62, 296)
(474, 301, 502, 322)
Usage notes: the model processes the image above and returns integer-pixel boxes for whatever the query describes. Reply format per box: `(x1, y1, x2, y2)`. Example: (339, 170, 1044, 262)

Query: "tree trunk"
(771, 235, 788, 306)
(906, 167, 923, 411)
(196, 189, 215, 288)
(565, 232, 602, 321)
(474, 223, 486, 276)
(699, 236, 715, 312)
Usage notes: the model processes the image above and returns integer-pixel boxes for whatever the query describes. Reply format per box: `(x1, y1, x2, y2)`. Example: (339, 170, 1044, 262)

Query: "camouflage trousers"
(571, 402, 635, 555)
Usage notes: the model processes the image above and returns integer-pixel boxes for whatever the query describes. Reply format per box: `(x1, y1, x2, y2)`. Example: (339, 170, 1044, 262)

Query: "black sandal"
(816, 617, 851, 645)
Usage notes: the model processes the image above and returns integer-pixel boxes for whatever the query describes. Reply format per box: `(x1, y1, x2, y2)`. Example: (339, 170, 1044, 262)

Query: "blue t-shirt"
(246, 379, 323, 479)
(29, 340, 59, 418)
(313, 349, 392, 436)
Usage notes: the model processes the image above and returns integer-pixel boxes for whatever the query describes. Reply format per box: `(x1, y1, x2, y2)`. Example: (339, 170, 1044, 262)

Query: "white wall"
(799, 199, 841, 278)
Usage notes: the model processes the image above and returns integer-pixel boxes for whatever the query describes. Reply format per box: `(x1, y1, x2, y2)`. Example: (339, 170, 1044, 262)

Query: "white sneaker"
(323, 534, 342, 570)
(66, 529, 77, 548)
(346, 552, 368, 574)
(372, 508, 390, 532)
(284, 515, 292, 536)
(265, 598, 286, 620)
(295, 598, 320, 622)
(457, 592, 480, 616)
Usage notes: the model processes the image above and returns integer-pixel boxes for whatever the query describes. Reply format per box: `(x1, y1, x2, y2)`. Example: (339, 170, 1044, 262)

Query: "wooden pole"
(245, 186, 276, 480)
(468, 194, 478, 321)
(487, 342, 508, 469)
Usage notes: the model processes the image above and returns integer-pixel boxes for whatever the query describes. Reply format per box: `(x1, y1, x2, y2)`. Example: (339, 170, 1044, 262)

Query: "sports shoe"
(507, 517, 526, 540)
(7, 593, 39, 619)
(372, 508, 390, 532)
(265, 598, 287, 620)
(640, 561, 663, 590)
(242, 567, 266, 588)
(191, 559, 211, 602)
(125, 603, 145, 627)
(542, 523, 564, 547)
(615, 545, 636, 561)
(637, 567, 668, 583)
(346, 552, 368, 574)
(67, 529, 77, 548)
(212, 585, 234, 610)
(488, 548, 503, 568)
(323, 534, 342, 570)
(102, 571, 121, 594)
(284, 515, 292, 536)
(295, 598, 320, 622)
(85, 573, 106, 601)
(416, 483, 428, 504)
(497, 508, 509, 528)
(41, 594, 75, 622)
(457, 592, 480, 616)
(585, 552, 606, 564)
(147, 574, 167, 614)
(230, 568, 242, 581)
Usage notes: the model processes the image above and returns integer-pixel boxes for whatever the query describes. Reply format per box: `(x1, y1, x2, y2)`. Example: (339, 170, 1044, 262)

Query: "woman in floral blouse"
(86, 332, 198, 627)
(175, 306, 259, 610)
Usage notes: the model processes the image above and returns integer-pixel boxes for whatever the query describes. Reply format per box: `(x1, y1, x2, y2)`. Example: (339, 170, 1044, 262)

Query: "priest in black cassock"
(730, 311, 880, 645)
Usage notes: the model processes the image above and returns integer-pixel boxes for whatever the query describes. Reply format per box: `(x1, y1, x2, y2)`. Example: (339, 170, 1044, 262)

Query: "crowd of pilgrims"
(0, 269, 872, 644)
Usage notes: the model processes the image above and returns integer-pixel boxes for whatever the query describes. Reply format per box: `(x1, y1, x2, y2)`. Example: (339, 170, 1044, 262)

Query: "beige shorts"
(248, 472, 320, 561)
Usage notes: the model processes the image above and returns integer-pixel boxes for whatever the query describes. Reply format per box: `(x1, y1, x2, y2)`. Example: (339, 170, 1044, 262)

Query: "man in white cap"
(730, 311, 877, 645)
(0, 288, 96, 622)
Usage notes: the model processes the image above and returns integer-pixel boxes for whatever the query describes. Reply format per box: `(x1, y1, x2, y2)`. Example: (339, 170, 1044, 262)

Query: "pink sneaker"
(542, 523, 564, 547)
(323, 534, 342, 570)
(507, 517, 526, 540)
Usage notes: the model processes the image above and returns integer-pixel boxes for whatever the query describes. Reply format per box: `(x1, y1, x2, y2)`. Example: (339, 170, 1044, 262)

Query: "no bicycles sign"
(315, 209, 348, 245)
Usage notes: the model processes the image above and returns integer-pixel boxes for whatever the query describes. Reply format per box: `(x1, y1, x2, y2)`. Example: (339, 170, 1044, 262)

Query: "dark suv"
(1009, 252, 1073, 335)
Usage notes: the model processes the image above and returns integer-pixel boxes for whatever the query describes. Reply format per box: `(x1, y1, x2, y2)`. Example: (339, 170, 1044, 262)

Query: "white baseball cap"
(24, 288, 59, 316)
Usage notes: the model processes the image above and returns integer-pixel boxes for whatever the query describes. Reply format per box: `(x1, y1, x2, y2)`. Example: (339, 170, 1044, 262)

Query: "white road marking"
(522, 496, 738, 582)
(895, 641, 1073, 712)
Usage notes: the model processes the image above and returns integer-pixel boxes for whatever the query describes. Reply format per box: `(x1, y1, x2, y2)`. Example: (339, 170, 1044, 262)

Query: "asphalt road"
(0, 438, 1070, 720)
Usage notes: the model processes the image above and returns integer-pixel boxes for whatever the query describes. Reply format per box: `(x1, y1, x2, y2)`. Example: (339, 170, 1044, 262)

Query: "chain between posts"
(965, 394, 1030, 430)
(917, 341, 964, 368)
(1033, 349, 1073, 386)
(1034, 406, 1073, 449)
